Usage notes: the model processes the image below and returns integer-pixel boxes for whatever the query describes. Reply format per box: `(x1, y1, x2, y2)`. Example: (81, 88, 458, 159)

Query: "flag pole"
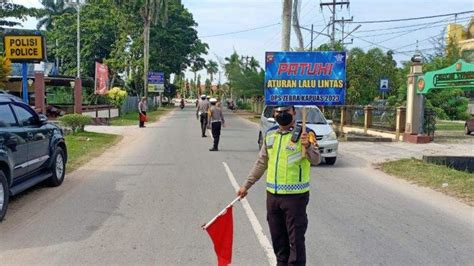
(202, 197, 241, 230)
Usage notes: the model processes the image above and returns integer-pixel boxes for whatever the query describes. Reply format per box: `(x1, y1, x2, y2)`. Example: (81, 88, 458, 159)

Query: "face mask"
(275, 112, 293, 126)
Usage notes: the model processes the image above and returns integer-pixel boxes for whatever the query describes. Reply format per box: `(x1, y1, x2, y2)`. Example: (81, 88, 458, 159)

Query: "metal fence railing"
(371, 106, 397, 131)
(345, 105, 365, 127)
(424, 108, 437, 138)
(322, 106, 341, 124)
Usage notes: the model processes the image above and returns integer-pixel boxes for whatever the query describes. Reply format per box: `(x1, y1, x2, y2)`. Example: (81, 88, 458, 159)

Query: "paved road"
(0, 107, 472, 265)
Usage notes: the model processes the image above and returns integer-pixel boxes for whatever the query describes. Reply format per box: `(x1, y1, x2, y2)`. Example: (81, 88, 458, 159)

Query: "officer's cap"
(207, 96, 211, 99)
(209, 98, 217, 103)
(274, 105, 293, 112)
(200, 94, 206, 99)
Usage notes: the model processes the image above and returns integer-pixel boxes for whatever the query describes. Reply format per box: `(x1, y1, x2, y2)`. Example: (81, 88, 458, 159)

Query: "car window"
(0, 104, 17, 127)
(263, 106, 274, 118)
(12, 104, 37, 127)
(295, 108, 326, 124)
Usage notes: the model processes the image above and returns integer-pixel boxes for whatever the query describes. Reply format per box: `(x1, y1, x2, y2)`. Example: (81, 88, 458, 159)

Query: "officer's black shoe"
(209, 148, 218, 151)
(202, 135, 207, 137)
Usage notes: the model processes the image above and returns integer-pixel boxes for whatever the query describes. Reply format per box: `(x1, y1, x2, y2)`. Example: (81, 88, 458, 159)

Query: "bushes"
(107, 87, 127, 109)
(59, 114, 91, 134)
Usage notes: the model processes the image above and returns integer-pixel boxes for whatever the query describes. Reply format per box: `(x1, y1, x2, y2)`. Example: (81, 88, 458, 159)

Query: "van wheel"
(258, 132, 263, 150)
(47, 147, 66, 187)
(325, 157, 337, 165)
(465, 125, 471, 135)
(0, 170, 9, 222)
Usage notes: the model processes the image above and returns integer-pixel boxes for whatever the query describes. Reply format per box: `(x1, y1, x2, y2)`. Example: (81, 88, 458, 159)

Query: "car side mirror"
(326, 119, 333, 125)
(38, 114, 48, 125)
(267, 117, 276, 123)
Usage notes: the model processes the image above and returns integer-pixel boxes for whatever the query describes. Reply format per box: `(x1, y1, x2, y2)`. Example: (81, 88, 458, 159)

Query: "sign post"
(21, 63, 28, 103)
(3, 34, 46, 104)
(265, 51, 346, 155)
(379, 78, 389, 100)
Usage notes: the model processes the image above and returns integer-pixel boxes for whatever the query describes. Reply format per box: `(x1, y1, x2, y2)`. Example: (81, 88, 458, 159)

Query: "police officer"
(237, 105, 320, 266)
(196, 94, 210, 137)
(208, 98, 225, 151)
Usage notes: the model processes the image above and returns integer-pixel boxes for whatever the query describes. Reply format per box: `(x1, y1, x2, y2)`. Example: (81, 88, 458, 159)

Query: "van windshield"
(295, 108, 326, 124)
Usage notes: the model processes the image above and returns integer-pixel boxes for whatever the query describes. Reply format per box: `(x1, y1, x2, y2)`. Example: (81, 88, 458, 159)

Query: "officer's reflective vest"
(265, 128, 311, 194)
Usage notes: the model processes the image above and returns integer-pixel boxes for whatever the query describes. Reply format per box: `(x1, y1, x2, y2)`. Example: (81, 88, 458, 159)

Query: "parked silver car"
(258, 105, 338, 165)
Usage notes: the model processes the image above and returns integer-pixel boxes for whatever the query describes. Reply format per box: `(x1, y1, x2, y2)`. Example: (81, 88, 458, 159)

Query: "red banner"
(94, 62, 109, 95)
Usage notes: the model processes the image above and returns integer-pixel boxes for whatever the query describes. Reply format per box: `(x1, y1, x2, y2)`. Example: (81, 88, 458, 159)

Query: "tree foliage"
(223, 51, 264, 99)
(42, 0, 207, 97)
(0, 56, 12, 89)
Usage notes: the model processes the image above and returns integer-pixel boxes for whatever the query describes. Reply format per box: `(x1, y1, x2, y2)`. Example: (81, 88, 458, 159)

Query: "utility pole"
(282, 0, 293, 51)
(336, 16, 354, 45)
(320, 0, 350, 45)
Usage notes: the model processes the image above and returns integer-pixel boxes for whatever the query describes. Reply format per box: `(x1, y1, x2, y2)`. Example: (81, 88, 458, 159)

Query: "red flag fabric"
(205, 206, 234, 266)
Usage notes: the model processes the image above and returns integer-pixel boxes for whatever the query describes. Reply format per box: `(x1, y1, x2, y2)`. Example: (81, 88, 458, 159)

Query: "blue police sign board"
(265, 51, 346, 106)
(147, 72, 164, 92)
(379, 78, 389, 92)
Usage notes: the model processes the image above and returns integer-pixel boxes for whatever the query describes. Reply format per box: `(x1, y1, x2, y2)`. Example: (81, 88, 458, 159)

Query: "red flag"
(205, 206, 234, 266)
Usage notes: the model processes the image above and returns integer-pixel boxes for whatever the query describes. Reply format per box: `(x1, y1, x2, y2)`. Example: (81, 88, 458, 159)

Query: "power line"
(359, 17, 453, 49)
(350, 10, 474, 24)
(199, 23, 280, 38)
(357, 15, 471, 33)
(392, 31, 445, 51)
(357, 17, 471, 38)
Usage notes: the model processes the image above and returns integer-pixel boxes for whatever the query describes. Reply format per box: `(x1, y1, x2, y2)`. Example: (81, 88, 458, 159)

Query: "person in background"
(196, 94, 210, 137)
(208, 98, 225, 151)
(138, 97, 147, 128)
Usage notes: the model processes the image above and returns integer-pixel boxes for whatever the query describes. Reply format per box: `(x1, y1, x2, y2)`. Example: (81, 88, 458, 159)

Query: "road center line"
(222, 162, 276, 266)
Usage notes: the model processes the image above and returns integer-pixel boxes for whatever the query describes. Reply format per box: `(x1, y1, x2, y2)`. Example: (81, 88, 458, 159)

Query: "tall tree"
(206, 60, 219, 83)
(36, 0, 73, 30)
(0, 1, 36, 29)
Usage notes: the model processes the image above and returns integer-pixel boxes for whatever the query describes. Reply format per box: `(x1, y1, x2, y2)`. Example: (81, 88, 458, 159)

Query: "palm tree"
(191, 62, 203, 97)
(224, 52, 242, 100)
(36, 0, 73, 30)
(206, 60, 219, 83)
(292, 0, 304, 51)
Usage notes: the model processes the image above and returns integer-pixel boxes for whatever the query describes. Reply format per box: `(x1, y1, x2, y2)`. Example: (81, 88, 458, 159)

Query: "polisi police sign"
(3, 34, 45, 63)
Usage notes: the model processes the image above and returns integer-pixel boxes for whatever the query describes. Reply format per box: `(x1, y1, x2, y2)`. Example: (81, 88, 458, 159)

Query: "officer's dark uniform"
(196, 96, 210, 137)
(242, 106, 320, 265)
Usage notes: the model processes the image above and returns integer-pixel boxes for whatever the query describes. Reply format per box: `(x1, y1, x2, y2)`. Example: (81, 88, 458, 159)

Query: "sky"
(11, 0, 474, 82)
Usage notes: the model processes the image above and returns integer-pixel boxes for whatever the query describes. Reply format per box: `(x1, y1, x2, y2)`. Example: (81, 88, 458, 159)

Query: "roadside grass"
(380, 159, 474, 205)
(65, 131, 122, 172)
(436, 121, 465, 131)
(233, 109, 261, 124)
(110, 107, 173, 126)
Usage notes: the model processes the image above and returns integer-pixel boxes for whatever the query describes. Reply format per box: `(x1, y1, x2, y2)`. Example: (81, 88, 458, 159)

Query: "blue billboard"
(265, 51, 346, 106)
(147, 72, 164, 92)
